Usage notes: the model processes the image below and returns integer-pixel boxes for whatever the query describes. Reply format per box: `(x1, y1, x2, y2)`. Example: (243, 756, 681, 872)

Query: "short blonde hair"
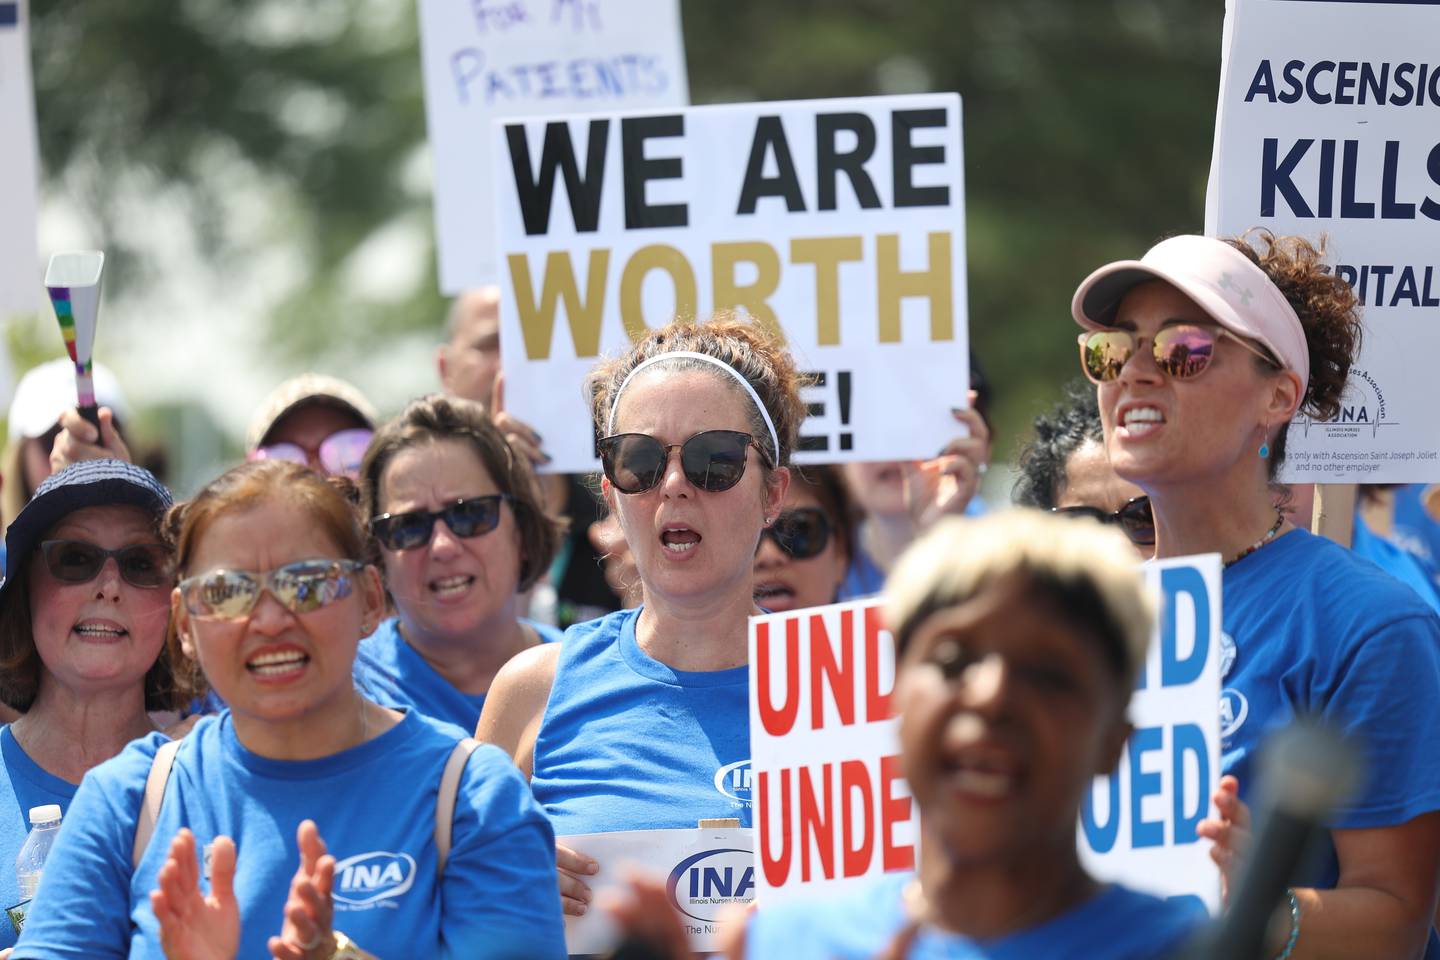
(884, 511, 1154, 690)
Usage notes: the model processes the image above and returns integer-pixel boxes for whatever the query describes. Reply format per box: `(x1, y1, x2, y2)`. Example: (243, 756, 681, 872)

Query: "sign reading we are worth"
(419, 0, 688, 291)
(1207, 0, 1440, 482)
(493, 93, 969, 474)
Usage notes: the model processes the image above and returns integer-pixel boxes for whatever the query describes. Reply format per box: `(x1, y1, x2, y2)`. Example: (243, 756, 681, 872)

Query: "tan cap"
(245, 373, 379, 451)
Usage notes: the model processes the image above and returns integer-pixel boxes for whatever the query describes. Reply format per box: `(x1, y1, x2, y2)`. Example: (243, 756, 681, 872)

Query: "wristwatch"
(330, 931, 366, 960)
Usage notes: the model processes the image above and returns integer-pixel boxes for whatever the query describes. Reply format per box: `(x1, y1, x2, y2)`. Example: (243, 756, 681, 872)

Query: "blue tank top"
(531, 608, 752, 835)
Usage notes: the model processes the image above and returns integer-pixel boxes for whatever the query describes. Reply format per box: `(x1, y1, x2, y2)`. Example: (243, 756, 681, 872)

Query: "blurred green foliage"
(29, 0, 1225, 467)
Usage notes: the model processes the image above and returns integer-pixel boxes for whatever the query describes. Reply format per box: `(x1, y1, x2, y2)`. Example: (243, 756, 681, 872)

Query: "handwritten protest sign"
(748, 600, 914, 905)
(493, 93, 969, 472)
(1080, 554, 1223, 913)
(1207, 0, 1440, 482)
(419, 0, 687, 291)
(558, 827, 753, 953)
(0, 0, 40, 316)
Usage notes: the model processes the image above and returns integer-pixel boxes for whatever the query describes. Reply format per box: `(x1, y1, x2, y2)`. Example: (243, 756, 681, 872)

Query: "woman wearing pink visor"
(1072, 232, 1440, 959)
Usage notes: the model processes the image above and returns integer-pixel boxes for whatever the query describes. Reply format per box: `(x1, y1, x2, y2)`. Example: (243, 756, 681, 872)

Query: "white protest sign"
(1080, 554, 1223, 913)
(493, 93, 969, 473)
(0, 0, 41, 316)
(419, 0, 687, 291)
(748, 599, 915, 906)
(558, 827, 752, 953)
(1206, 0, 1440, 481)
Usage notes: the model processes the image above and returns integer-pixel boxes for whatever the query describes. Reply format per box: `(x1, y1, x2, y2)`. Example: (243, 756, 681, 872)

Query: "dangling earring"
(1257, 423, 1270, 460)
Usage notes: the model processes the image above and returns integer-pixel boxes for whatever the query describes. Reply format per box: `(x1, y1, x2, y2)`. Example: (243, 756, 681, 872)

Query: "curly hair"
(586, 312, 809, 471)
(1225, 230, 1363, 477)
(1013, 379, 1104, 510)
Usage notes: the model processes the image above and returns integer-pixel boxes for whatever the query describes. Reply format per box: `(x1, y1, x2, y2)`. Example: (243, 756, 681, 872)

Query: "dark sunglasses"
(1078, 325, 1276, 384)
(369, 495, 511, 551)
(597, 430, 768, 495)
(40, 540, 171, 589)
(1052, 497, 1155, 547)
(178, 559, 364, 620)
(759, 508, 833, 560)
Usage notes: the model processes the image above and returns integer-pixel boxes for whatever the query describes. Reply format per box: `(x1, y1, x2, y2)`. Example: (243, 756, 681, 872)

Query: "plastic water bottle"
(15, 804, 62, 901)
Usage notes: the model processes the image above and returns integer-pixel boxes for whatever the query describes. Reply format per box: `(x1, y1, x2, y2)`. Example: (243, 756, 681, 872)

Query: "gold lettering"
(508, 250, 612, 360)
(791, 237, 863, 346)
(876, 232, 953, 344)
(712, 241, 785, 342)
(619, 244, 697, 342)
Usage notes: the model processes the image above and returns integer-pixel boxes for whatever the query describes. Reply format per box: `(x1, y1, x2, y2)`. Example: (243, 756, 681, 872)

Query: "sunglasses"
(248, 428, 374, 479)
(598, 430, 767, 495)
(759, 508, 833, 560)
(1077, 325, 1277, 384)
(1053, 497, 1156, 547)
(178, 559, 364, 620)
(369, 495, 511, 552)
(40, 540, 171, 589)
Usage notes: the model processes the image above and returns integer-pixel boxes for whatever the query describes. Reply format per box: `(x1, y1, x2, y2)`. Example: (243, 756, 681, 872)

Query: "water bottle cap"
(28, 804, 62, 825)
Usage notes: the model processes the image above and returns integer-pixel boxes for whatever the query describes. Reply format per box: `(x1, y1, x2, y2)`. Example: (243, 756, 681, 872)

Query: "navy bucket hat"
(1, 459, 173, 602)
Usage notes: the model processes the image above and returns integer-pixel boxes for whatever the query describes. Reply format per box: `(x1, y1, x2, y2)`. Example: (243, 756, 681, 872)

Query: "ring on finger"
(299, 929, 325, 951)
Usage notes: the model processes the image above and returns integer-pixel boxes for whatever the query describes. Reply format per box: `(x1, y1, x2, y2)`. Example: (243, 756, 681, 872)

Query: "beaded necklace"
(1225, 512, 1285, 567)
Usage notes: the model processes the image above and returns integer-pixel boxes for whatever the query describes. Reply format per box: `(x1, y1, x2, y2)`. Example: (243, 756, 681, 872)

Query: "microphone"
(1175, 719, 1362, 959)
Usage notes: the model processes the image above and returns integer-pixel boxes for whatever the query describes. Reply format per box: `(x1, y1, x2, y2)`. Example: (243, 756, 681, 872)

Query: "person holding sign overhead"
(478, 314, 804, 916)
(1072, 232, 1440, 959)
(740, 511, 1201, 958)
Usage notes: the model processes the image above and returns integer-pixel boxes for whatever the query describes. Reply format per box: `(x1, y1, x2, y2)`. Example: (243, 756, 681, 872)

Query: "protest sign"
(0, 0, 41, 316)
(493, 93, 969, 473)
(558, 826, 753, 953)
(1080, 554, 1223, 913)
(748, 599, 914, 906)
(419, 0, 687, 291)
(1206, 0, 1440, 482)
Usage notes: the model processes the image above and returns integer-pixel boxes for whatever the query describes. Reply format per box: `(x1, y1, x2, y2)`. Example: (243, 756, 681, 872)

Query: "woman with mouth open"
(13, 460, 564, 960)
(352, 394, 564, 734)
(1072, 232, 1440, 959)
(752, 465, 855, 613)
(477, 314, 805, 918)
(0, 460, 192, 954)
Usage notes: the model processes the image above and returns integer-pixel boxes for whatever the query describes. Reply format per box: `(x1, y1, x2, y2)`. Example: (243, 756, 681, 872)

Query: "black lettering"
(1359, 62, 1387, 106)
(1381, 141, 1416, 219)
(1261, 138, 1314, 218)
(1421, 142, 1440, 221)
(736, 116, 806, 214)
(1392, 63, 1416, 106)
(506, 119, 609, 235)
(1245, 60, 1276, 103)
(621, 114, 688, 229)
(816, 113, 881, 211)
(1318, 139, 1335, 218)
(1280, 60, 1305, 104)
(1340, 140, 1375, 219)
(892, 109, 949, 208)
(1306, 60, 1336, 105)
(1335, 61, 1358, 105)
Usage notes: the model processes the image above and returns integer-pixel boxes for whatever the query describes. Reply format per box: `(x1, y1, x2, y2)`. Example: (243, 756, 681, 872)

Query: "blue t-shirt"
(1352, 515, 1440, 614)
(838, 546, 886, 602)
(531, 607, 752, 835)
(0, 726, 78, 948)
(746, 873, 1201, 959)
(1392, 484, 1440, 582)
(14, 710, 564, 959)
(353, 617, 562, 734)
(1222, 529, 1440, 957)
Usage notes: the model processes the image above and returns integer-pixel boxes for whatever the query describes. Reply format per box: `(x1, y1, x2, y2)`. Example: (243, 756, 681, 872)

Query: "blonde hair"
(884, 511, 1154, 690)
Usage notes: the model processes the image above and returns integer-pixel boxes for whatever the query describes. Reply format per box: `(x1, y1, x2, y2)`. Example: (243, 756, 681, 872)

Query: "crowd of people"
(0, 229, 1435, 959)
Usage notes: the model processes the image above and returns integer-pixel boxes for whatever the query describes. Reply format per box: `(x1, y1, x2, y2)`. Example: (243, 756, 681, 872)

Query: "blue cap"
(1, 460, 173, 600)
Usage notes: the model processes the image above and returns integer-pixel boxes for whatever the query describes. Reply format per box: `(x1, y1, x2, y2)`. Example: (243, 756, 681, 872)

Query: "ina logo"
(1298, 369, 1397, 440)
(713, 759, 753, 803)
(666, 848, 755, 923)
(333, 852, 417, 907)
(1220, 688, 1249, 741)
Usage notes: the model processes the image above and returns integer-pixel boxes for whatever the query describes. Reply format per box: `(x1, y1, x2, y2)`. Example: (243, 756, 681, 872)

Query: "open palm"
(150, 829, 240, 960)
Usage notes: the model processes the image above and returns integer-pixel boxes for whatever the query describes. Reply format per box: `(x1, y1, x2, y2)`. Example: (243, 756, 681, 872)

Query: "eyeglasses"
(1077, 325, 1277, 384)
(597, 430, 767, 495)
(248, 428, 374, 479)
(178, 559, 364, 620)
(759, 508, 833, 560)
(369, 495, 511, 552)
(40, 540, 171, 589)
(1053, 497, 1156, 547)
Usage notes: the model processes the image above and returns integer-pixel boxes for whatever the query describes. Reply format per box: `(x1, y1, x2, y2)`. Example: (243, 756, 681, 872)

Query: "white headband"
(606, 350, 781, 465)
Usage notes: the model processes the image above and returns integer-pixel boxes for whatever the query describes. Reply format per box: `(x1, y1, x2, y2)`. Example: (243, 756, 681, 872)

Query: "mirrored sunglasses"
(178, 559, 365, 620)
(759, 507, 833, 560)
(369, 495, 510, 552)
(1077, 325, 1277, 384)
(597, 430, 766, 495)
(40, 540, 171, 589)
(1052, 496, 1156, 547)
(248, 428, 374, 479)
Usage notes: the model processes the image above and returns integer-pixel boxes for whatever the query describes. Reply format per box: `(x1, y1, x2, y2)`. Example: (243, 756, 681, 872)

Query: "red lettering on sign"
(798, 763, 835, 881)
(758, 769, 793, 887)
(879, 754, 915, 871)
(840, 759, 874, 876)
(757, 620, 800, 736)
(810, 611, 855, 729)
(865, 606, 894, 721)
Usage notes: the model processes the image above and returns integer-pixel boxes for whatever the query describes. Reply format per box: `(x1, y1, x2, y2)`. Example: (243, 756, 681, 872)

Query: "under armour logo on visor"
(1218, 272, 1254, 306)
